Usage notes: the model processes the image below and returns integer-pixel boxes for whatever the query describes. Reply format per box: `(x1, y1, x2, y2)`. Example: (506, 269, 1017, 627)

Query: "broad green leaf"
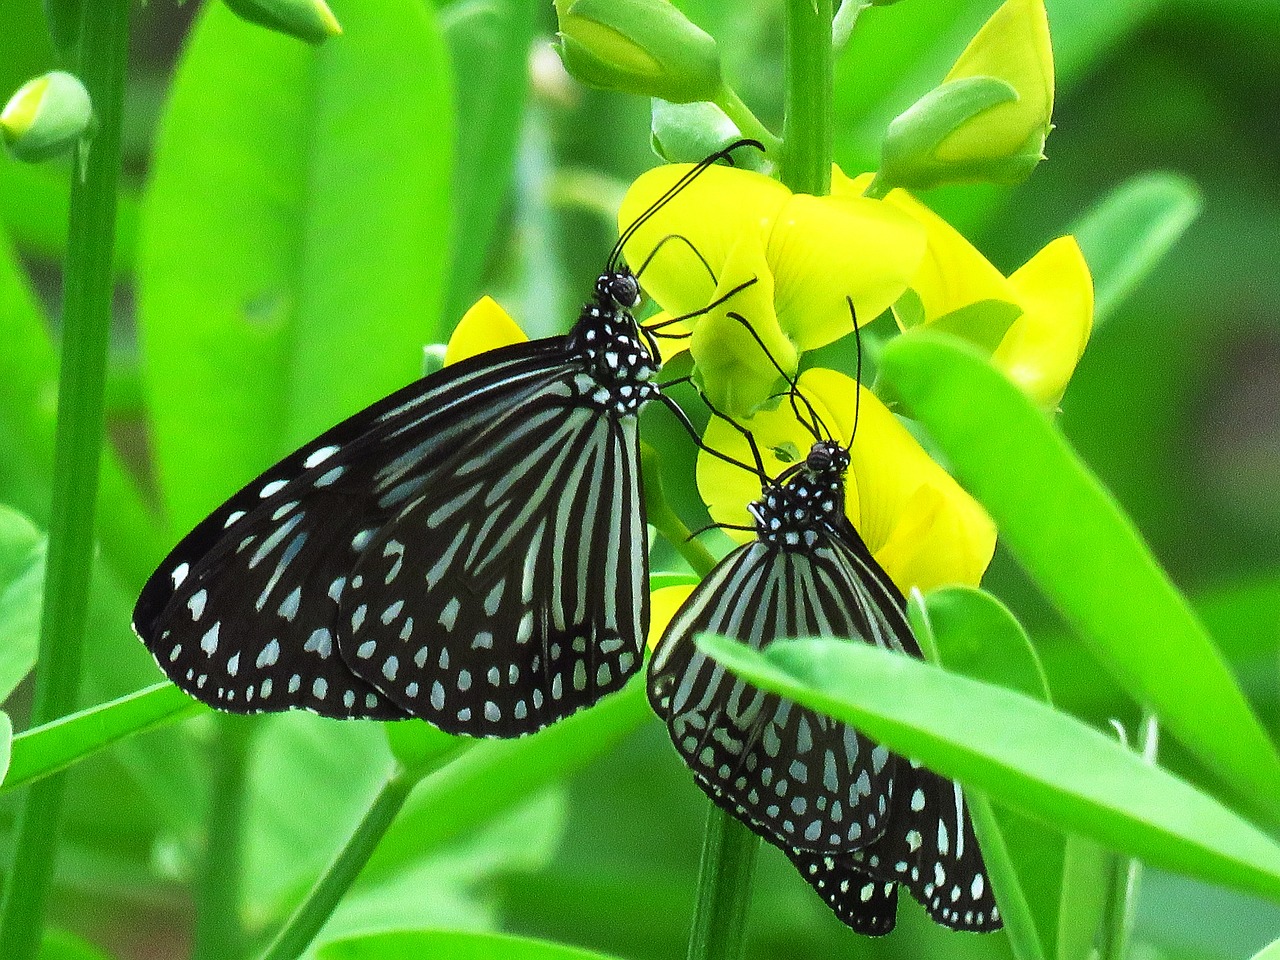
(0, 504, 43, 701)
(878, 332, 1280, 825)
(138, 0, 453, 534)
(697, 634, 1280, 905)
(318, 929, 623, 960)
(1071, 171, 1202, 326)
(0, 227, 163, 588)
(364, 678, 652, 879)
(439, 0, 535, 327)
(910, 586, 1059, 960)
(1, 682, 201, 792)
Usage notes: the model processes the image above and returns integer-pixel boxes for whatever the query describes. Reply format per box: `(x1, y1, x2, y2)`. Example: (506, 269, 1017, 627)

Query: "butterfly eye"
(608, 273, 641, 308)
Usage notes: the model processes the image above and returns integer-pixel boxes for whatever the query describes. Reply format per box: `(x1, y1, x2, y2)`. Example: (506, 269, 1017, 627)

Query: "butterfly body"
(135, 269, 657, 737)
(649, 440, 1000, 933)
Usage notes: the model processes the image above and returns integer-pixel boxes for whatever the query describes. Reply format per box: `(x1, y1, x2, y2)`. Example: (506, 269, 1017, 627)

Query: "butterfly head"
(595, 268, 642, 310)
(750, 441, 849, 550)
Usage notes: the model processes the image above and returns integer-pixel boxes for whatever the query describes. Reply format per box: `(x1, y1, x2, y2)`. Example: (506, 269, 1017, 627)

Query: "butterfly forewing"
(135, 307, 653, 733)
(649, 528, 914, 852)
(784, 849, 900, 936)
(336, 401, 647, 736)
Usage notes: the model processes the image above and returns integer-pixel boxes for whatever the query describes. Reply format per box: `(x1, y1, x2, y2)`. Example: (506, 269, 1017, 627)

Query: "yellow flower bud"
(222, 0, 343, 46)
(555, 0, 722, 104)
(1, 71, 92, 164)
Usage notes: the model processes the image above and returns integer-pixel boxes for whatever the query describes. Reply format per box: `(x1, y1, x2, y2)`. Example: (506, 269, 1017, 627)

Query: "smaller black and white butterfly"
(133, 141, 762, 738)
(648, 341, 1000, 933)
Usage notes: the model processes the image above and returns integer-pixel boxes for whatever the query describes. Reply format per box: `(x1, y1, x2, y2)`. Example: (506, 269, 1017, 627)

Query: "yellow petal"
(618, 163, 791, 319)
(767, 192, 926, 349)
(649, 584, 696, 650)
(938, 0, 1054, 165)
(994, 235, 1094, 405)
(689, 236, 797, 417)
(801, 368, 996, 591)
(444, 296, 528, 367)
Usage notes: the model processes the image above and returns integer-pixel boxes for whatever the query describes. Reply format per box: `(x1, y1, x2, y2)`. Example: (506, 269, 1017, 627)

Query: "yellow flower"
(836, 169, 1093, 407)
(697, 368, 996, 595)
(443, 296, 528, 365)
(617, 163, 925, 417)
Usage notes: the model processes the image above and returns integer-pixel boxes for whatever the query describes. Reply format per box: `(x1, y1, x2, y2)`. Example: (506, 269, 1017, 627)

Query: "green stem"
(193, 716, 255, 960)
(0, 3, 130, 958)
(256, 750, 460, 960)
(781, 0, 834, 197)
(713, 85, 782, 155)
(861, 172, 891, 200)
(641, 443, 718, 578)
(686, 805, 761, 960)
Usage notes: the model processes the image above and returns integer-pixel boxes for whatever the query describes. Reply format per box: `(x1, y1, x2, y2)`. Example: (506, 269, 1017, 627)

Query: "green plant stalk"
(686, 802, 761, 960)
(781, 0, 834, 197)
(685, 4, 837, 959)
(0, 3, 131, 958)
(713, 85, 782, 154)
(193, 716, 256, 960)
(257, 748, 464, 960)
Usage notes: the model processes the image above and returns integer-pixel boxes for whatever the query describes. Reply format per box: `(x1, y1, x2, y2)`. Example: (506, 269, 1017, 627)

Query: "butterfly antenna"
(634, 233, 718, 289)
(609, 139, 764, 273)
(849, 296, 863, 444)
(723, 310, 831, 442)
(647, 276, 759, 334)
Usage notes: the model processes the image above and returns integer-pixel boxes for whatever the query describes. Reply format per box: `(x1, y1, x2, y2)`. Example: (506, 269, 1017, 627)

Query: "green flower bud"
(1, 71, 92, 164)
(556, 0, 722, 104)
(222, 0, 342, 46)
(876, 0, 1054, 191)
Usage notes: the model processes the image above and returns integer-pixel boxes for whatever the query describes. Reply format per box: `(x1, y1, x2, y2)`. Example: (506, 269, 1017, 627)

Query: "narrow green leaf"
(439, 0, 535, 327)
(318, 930, 624, 960)
(1071, 171, 1202, 326)
(0, 505, 44, 702)
(878, 332, 1280, 825)
(1055, 834, 1111, 960)
(697, 634, 1280, 905)
(1, 683, 201, 792)
(910, 586, 1059, 960)
(138, 0, 453, 534)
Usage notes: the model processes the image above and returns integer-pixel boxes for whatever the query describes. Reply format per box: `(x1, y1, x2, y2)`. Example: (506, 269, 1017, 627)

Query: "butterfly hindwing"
(784, 848, 900, 936)
(649, 530, 916, 852)
(133, 339, 585, 721)
(336, 401, 648, 736)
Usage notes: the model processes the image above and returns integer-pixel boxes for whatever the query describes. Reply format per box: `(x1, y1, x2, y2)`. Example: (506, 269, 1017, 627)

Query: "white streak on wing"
(602, 424, 624, 630)
(249, 512, 304, 571)
(953, 781, 966, 859)
(256, 528, 309, 612)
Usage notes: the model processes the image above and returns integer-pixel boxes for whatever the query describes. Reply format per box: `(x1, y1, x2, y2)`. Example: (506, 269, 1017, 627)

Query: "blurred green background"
(0, 0, 1277, 958)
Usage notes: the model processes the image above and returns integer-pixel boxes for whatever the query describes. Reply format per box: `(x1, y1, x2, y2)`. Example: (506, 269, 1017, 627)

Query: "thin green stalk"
(713, 86, 783, 155)
(193, 716, 256, 960)
(0, 3, 130, 958)
(781, 0, 834, 197)
(641, 443, 718, 578)
(257, 749, 463, 960)
(686, 805, 761, 960)
(684, 5, 836, 959)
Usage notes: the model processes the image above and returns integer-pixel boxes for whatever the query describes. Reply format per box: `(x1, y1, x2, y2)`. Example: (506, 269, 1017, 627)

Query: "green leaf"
(439, 0, 535, 327)
(318, 929, 624, 960)
(877, 332, 1280, 826)
(697, 634, 1280, 906)
(910, 586, 1059, 960)
(0, 711, 11, 784)
(1252, 936, 1280, 960)
(1, 682, 201, 792)
(0, 505, 44, 702)
(137, 0, 453, 534)
(1070, 171, 1202, 326)
(1055, 834, 1111, 960)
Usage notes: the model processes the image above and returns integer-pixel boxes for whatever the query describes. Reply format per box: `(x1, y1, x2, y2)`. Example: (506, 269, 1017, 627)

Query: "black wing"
(784, 849, 900, 936)
(134, 337, 646, 732)
(648, 529, 917, 852)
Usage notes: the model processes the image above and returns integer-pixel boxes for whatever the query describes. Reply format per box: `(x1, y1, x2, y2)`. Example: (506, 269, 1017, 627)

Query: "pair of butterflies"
(133, 156, 998, 936)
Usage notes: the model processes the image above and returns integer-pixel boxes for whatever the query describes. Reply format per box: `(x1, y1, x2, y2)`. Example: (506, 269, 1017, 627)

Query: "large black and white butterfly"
(133, 142, 760, 739)
(648, 396, 1000, 933)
